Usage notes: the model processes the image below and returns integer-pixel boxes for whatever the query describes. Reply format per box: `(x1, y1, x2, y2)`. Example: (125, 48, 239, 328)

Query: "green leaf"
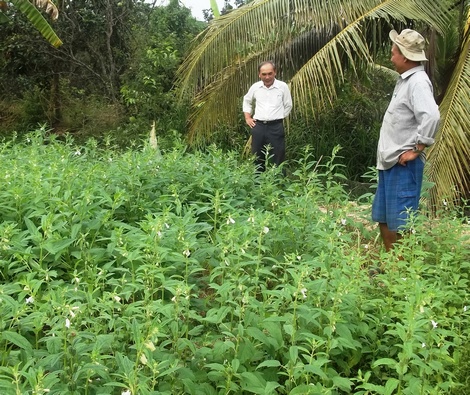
(240, 372, 266, 394)
(384, 378, 400, 395)
(1, 331, 33, 357)
(288, 384, 317, 394)
(42, 238, 74, 256)
(372, 358, 398, 369)
(332, 375, 353, 391)
(256, 360, 281, 369)
(0, 12, 9, 24)
(10, 0, 62, 47)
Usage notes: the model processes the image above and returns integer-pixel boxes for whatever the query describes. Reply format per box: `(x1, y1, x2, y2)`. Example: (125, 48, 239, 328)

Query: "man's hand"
(245, 117, 256, 128)
(398, 150, 421, 166)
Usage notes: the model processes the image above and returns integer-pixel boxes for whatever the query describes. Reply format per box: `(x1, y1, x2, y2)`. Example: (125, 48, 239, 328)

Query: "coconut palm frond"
(427, 9, 470, 207)
(290, 0, 450, 117)
(372, 64, 400, 79)
(176, 0, 363, 98)
(177, 0, 450, 143)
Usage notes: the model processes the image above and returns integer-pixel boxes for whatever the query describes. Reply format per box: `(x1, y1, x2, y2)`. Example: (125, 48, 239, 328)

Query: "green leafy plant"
(0, 131, 468, 394)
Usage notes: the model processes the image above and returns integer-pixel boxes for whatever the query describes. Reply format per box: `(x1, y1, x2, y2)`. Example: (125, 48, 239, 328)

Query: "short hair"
(258, 61, 276, 72)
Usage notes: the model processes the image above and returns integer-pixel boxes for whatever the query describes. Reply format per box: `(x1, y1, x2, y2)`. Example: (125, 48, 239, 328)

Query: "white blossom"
(300, 288, 307, 299)
(65, 318, 71, 329)
(74, 150, 81, 156)
(25, 296, 34, 304)
(140, 354, 148, 365)
(226, 216, 235, 225)
(422, 342, 426, 348)
(122, 390, 131, 395)
(340, 218, 347, 226)
(183, 249, 190, 257)
(431, 320, 438, 329)
(263, 226, 269, 234)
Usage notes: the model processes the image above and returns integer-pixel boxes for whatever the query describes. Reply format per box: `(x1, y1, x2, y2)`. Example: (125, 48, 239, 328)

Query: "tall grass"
(0, 130, 468, 394)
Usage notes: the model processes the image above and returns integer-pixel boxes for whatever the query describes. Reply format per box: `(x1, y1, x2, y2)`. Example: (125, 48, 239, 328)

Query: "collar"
(256, 79, 280, 89)
(400, 65, 425, 80)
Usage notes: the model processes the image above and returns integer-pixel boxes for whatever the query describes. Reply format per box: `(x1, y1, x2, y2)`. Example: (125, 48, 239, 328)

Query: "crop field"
(0, 131, 468, 394)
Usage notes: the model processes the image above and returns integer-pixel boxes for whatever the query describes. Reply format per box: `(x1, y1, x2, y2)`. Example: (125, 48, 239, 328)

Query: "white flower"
(363, 244, 369, 250)
(340, 218, 347, 226)
(296, 255, 301, 261)
(145, 341, 156, 352)
(74, 150, 81, 156)
(122, 390, 131, 395)
(113, 295, 121, 303)
(431, 320, 438, 329)
(25, 296, 34, 304)
(442, 199, 448, 206)
(300, 288, 307, 299)
(183, 249, 190, 257)
(247, 216, 255, 223)
(165, 223, 170, 229)
(226, 216, 235, 225)
(422, 342, 426, 348)
(464, 306, 468, 312)
(263, 226, 269, 234)
(65, 318, 71, 329)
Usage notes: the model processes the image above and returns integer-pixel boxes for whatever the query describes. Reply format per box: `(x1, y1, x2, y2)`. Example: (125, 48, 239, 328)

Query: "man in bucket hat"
(372, 29, 440, 253)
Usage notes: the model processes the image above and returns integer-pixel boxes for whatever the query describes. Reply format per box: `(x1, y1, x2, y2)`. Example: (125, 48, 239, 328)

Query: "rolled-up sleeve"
(412, 81, 440, 146)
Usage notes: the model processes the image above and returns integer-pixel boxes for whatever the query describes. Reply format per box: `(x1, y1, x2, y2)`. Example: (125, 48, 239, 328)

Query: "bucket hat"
(389, 29, 428, 62)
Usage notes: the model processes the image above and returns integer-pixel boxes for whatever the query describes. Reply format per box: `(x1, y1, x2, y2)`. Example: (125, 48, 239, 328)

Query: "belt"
(255, 119, 283, 125)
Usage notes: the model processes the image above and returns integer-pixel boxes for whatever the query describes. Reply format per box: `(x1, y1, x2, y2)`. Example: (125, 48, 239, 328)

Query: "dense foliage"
(0, 131, 468, 394)
(0, 0, 204, 141)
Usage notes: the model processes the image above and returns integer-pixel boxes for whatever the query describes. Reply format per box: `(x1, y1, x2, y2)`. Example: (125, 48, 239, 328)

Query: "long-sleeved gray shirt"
(377, 65, 440, 170)
(242, 79, 292, 121)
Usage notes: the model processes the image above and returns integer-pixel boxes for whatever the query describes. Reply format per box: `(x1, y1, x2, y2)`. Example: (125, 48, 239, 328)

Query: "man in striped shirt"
(372, 29, 440, 252)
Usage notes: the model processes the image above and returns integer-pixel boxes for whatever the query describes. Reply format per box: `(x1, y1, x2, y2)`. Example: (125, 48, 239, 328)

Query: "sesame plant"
(0, 129, 468, 394)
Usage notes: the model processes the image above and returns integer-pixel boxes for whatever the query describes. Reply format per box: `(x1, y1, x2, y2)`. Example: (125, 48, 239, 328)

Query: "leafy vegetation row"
(0, 132, 469, 394)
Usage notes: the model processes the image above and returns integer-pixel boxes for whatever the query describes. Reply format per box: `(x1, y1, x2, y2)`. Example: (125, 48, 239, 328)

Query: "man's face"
(259, 64, 276, 87)
(390, 44, 407, 74)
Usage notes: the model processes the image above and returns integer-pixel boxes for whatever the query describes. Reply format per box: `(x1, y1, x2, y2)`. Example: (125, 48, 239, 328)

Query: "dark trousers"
(251, 121, 285, 171)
